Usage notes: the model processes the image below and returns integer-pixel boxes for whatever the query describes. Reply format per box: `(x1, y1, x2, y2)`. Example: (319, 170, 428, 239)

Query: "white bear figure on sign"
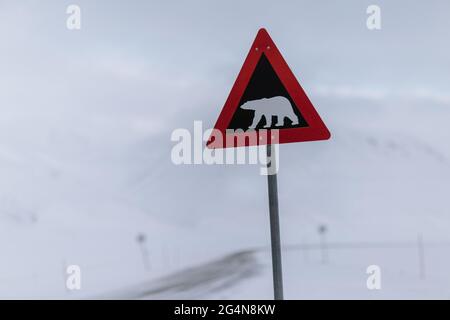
(240, 96, 300, 129)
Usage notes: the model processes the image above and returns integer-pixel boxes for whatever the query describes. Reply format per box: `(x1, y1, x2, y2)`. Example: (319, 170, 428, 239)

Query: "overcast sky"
(2, 1, 450, 138)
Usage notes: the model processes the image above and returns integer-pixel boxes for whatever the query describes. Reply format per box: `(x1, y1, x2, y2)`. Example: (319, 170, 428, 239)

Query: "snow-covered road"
(103, 250, 260, 299)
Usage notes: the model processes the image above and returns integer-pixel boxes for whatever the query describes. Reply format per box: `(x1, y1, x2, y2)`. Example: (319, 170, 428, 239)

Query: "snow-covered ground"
(100, 243, 450, 300)
(1, 1, 450, 299)
(1, 92, 449, 299)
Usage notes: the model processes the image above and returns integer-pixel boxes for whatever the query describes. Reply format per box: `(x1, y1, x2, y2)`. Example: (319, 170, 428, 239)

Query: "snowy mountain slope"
(2, 94, 449, 299)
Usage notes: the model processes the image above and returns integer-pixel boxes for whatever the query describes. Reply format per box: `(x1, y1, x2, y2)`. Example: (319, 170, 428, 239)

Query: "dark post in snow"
(266, 144, 284, 300)
(136, 233, 150, 271)
(418, 233, 425, 280)
(318, 224, 328, 264)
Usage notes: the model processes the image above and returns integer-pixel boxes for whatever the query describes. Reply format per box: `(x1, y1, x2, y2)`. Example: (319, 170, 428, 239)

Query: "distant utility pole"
(318, 224, 328, 264)
(136, 233, 150, 271)
(302, 237, 309, 263)
(418, 234, 425, 280)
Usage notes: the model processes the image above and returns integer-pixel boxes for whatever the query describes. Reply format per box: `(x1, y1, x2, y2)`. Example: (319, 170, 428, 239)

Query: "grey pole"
(418, 234, 425, 280)
(266, 144, 284, 300)
(318, 224, 328, 264)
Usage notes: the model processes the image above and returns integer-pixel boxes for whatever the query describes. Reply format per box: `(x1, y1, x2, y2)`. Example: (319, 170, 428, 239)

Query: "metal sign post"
(266, 144, 284, 300)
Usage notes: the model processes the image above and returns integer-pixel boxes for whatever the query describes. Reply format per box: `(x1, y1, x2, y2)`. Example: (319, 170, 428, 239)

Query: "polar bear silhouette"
(240, 96, 299, 129)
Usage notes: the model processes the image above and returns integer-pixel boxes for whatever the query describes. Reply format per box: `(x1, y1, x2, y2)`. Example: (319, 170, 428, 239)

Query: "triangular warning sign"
(207, 28, 330, 149)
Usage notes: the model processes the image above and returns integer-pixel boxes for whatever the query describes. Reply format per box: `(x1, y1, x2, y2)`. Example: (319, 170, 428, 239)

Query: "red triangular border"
(207, 28, 330, 149)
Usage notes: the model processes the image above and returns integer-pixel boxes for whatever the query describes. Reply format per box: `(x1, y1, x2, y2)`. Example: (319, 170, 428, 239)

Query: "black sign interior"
(227, 53, 309, 130)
